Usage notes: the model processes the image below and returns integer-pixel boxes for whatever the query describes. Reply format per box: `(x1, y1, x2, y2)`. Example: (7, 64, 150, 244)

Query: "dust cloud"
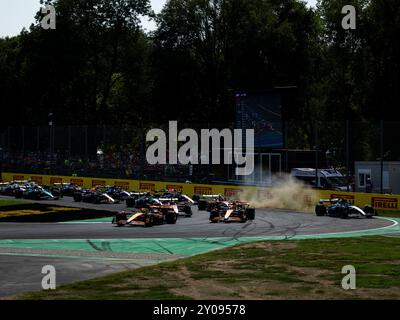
(241, 173, 318, 212)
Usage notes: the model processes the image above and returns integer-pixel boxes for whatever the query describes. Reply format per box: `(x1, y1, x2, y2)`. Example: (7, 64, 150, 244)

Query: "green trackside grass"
(17, 236, 400, 300)
(0, 199, 114, 222)
(377, 210, 400, 218)
(0, 199, 29, 207)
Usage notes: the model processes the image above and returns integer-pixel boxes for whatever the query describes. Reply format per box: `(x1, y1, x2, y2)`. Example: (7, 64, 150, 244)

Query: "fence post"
(380, 120, 384, 194)
(7, 127, 11, 150)
(314, 123, 319, 188)
(85, 125, 88, 156)
(21, 126, 25, 154)
(346, 120, 350, 192)
(36, 126, 40, 151)
(68, 125, 72, 153)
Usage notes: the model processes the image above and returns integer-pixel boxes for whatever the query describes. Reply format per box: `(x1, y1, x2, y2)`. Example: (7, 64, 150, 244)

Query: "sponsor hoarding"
(2, 172, 400, 211)
(372, 197, 398, 210)
(139, 182, 156, 192)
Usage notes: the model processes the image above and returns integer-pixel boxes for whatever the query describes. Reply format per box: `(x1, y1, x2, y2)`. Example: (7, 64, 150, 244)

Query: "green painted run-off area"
(0, 218, 398, 257)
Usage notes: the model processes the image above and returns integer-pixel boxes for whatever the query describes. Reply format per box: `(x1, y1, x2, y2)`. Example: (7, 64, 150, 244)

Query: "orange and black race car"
(157, 195, 194, 217)
(112, 207, 178, 227)
(209, 201, 255, 223)
(197, 194, 226, 211)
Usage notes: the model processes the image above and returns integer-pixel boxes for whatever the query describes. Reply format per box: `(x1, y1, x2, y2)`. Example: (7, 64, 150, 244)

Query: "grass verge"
(0, 199, 28, 207)
(377, 210, 400, 218)
(16, 236, 400, 300)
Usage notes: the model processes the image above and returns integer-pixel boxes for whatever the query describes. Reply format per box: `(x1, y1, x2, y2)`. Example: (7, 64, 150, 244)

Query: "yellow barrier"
(1, 172, 399, 211)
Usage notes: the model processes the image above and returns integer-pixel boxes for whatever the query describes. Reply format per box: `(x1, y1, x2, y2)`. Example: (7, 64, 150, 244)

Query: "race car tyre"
(166, 211, 178, 224)
(115, 212, 127, 221)
(363, 205, 375, 218)
(126, 197, 135, 208)
(198, 200, 207, 211)
(315, 204, 327, 216)
(339, 207, 349, 219)
(52, 190, 61, 198)
(209, 211, 219, 223)
(73, 192, 83, 202)
(14, 189, 23, 199)
(184, 205, 192, 217)
(245, 208, 256, 220)
(239, 214, 248, 223)
(145, 217, 154, 228)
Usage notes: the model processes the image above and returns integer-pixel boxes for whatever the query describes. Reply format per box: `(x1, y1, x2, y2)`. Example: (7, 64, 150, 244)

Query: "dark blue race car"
(315, 198, 376, 219)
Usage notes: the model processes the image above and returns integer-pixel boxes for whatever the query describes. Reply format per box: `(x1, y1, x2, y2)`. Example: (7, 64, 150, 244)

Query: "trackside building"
(355, 161, 400, 195)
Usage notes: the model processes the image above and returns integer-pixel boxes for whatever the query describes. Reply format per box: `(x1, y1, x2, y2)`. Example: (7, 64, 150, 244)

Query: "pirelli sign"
(114, 181, 130, 190)
(194, 186, 213, 195)
(224, 188, 244, 198)
(92, 180, 106, 187)
(31, 176, 43, 184)
(139, 182, 156, 192)
(372, 197, 398, 210)
(50, 177, 63, 184)
(166, 185, 183, 192)
(70, 178, 84, 187)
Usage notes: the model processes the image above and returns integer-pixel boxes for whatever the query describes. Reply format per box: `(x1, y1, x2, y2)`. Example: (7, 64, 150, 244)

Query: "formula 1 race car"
(315, 198, 376, 219)
(0, 181, 27, 196)
(103, 186, 132, 201)
(126, 192, 194, 217)
(209, 201, 256, 223)
(43, 183, 66, 198)
(112, 207, 178, 227)
(197, 195, 225, 211)
(125, 192, 153, 208)
(158, 194, 194, 217)
(14, 184, 58, 200)
(73, 188, 117, 204)
(43, 183, 78, 198)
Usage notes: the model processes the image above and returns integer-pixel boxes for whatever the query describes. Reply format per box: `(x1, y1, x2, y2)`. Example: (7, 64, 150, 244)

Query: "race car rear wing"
(182, 195, 195, 203)
(130, 192, 148, 196)
(103, 193, 116, 204)
(319, 198, 340, 203)
(201, 194, 222, 198)
(159, 198, 179, 202)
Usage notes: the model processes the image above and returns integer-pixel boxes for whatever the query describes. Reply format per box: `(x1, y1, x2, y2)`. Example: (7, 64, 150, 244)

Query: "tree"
(153, 0, 321, 132)
(0, 0, 151, 126)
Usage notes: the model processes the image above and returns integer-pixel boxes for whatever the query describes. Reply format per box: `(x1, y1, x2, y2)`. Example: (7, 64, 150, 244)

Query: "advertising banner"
(2, 172, 400, 211)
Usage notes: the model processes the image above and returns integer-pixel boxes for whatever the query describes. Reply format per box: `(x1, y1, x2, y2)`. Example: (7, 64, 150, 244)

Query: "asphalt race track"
(0, 195, 396, 297)
(0, 196, 392, 239)
(0, 207, 392, 240)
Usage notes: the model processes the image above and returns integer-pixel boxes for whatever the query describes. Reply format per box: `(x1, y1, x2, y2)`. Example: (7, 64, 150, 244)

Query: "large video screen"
(235, 92, 283, 148)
